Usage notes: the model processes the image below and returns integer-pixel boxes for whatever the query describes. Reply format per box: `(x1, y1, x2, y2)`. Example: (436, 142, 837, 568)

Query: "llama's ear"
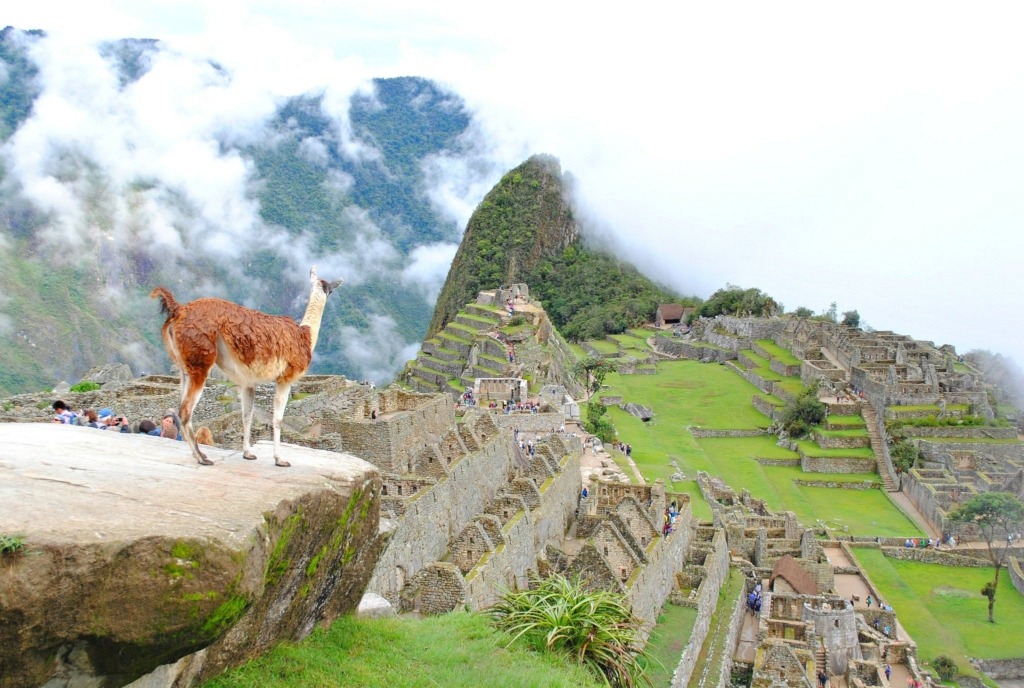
(309, 266, 318, 284)
(328, 277, 344, 291)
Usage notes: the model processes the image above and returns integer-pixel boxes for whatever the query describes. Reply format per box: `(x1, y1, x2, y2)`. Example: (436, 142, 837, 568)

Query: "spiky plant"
(487, 574, 651, 687)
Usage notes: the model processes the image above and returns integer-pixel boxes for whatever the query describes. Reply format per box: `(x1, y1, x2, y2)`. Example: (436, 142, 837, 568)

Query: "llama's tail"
(150, 286, 180, 320)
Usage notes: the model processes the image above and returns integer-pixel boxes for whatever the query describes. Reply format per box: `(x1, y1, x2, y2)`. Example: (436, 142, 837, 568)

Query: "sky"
(6, 0, 1024, 368)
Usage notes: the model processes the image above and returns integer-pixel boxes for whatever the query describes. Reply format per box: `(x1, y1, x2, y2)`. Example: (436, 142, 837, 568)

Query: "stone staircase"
(405, 304, 503, 397)
(861, 404, 897, 492)
(815, 644, 827, 679)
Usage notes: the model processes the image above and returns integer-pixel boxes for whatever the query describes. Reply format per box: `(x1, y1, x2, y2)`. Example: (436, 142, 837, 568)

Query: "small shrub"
(488, 574, 651, 687)
(932, 655, 957, 682)
(508, 314, 526, 327)
(0, 534, 26, 556)
(70, 381, 101, 393)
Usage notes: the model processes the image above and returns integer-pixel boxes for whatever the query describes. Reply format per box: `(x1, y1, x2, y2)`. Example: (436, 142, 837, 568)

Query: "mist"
(4, 1, 1024, 378)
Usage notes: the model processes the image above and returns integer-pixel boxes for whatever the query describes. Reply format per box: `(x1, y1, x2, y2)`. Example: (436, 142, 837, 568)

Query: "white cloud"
(337, 313, 420, 385)
(402, 242, 459, 304)
(5, 0, 1024, 368)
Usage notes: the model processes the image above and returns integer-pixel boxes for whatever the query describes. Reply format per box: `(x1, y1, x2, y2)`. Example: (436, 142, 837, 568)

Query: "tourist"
(137, 419, 158, 434)
(885, 664, 892, 682)
(866, 595, 872, 608)
(818, 670, 827, 688)
(51, 400, 78, 424)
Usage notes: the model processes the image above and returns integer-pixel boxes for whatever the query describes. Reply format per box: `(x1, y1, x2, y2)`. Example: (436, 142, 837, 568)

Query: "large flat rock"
(0, 424, 382, 688)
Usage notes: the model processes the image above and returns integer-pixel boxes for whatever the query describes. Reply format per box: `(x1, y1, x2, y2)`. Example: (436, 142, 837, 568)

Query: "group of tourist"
(747, 582, 763, 615)
(662, 501, 680, 536)
(51, 400, 213, 444)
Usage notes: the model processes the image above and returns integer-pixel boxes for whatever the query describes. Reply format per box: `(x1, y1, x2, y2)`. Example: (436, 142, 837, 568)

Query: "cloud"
(402, 242, 459, 304)
(5, 1, 1024, 371)
(336, 313, 420, 385)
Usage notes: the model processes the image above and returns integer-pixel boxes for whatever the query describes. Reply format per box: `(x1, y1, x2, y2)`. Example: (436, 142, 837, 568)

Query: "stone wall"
(540, 316, 587, 400)
(811, 431, 870, 450)
(651, 337, 736, 363)
(670, 528, 731, 688)
(752, 395, 784, 422)
(367, 436, 519, 605)
(800, 454, 877, 474)
(463, 450, 581, 608)
(627, 503, 694, 637)
(716, 584, 751, 688)
(489, 411, 565, 433)
(975, 658, 1024, 680)
(900, 426, 1019, 439)
(1011, 556, 1024, 599)
(690, 428, 768, 438)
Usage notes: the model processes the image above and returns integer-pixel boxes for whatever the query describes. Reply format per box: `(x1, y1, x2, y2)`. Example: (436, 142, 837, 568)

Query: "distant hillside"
(0, 27, 474, 394)
(428, 155, 687, 341)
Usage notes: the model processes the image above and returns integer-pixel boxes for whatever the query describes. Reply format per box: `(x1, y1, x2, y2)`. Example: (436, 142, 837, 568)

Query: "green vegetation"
(584, 400, 618, 445)
(0, 533, 26, 556)
(643, 603, 697, 687)
(890, 440, 918, 490)
(688, 568, 744, 688)
(526, 245, 687, 342)
(488, 574, 650, 687)
(691, 284, 778, 321)
(948, 492, 1024, 623)
(755, 339, 801, 366)
(69, 380, 101, 393)
(853, 548, 1024, 677)
(781, 387, 826, 437)
(203, 611, 600, 688)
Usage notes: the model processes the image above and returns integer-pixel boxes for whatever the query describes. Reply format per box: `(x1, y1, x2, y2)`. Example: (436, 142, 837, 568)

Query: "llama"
(151, 267, 343, 466)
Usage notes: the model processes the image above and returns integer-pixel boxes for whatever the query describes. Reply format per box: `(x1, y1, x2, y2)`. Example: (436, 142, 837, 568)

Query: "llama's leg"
(179, 369, 212, 465)
(240, 386, 257, 460)
(271, 383, 292, 467)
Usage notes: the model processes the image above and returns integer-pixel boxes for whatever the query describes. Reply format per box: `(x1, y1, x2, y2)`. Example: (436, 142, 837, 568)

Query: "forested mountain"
(429, 155, 688, 340)
(0, 27, 475, 394)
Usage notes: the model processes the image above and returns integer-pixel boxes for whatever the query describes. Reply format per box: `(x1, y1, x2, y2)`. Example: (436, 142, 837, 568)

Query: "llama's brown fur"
(151, 267, 342, 466)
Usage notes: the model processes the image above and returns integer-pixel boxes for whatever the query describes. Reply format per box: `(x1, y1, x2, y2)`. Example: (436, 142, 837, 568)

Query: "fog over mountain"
(3, 2, 1024, 389)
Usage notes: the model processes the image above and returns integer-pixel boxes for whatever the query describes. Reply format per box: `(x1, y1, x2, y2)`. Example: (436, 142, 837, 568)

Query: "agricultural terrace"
(853, 548, 1024, 681)
(601, 360, 923, 536)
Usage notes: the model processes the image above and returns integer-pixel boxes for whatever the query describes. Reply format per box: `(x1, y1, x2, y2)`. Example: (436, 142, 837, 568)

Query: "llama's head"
(310, 266, 344, 295)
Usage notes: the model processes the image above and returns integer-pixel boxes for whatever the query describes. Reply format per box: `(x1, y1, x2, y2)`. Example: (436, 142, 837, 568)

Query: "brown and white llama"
(151, 267, 343, 467)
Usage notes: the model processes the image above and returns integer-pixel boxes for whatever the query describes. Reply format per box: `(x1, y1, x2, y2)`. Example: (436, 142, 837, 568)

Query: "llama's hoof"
(242, 452, 257, 461)
(197, 455, 214, 466)
(275, 458, 291, 468)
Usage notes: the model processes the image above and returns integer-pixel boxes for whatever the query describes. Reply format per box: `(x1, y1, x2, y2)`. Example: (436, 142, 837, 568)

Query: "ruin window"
(834, 620, 840, 628)
(382, 485, 388, 495)
(428, 456, 434, 463)
(398, 485, 403, 496)
(467, 549, 472, 558)
(641, 537, 648, 546)
(603, 546, 609, 556)
(446, 456, 452, 465)
(620, 568, 627, 581)
(502, 511, 509, 520)
(469, 537, 474, 544)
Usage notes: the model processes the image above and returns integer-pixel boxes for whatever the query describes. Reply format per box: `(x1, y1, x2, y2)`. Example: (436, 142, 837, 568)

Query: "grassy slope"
(602, 360, 921, 536)
(853, 547, 1024, 678)
(203, 612, 601, 688)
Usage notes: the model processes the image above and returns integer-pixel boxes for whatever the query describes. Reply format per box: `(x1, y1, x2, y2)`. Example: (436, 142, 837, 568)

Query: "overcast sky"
(8, 1, 1024, 365)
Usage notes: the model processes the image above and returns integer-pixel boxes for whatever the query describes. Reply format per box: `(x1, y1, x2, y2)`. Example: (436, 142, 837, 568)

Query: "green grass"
(814, 427, 869, 438)
(599, 360, 920, 536)
(609, 332, 651, 351)
(586, 338, 621, 355)
(755, 339, 802, 366)
(567, 343, 588, 360)
(688, 568, 744, 688)
(853, 548, 1024, 680)
(644, 603, 698, 687)
(827, 415, 867, 427)
(795, 440, 874, 459)
(203, 612, 602, 688)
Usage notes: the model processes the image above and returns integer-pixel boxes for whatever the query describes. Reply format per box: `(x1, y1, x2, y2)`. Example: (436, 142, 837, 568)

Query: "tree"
(889, 440, 918, 491)
(948, 492, 1024, 622)
(822, 302, 838, 323)
(781, 387, 827, 438)
(792, 306, 814, 318)
(573, 356, 616, 400)
(841, 310, 861, 328)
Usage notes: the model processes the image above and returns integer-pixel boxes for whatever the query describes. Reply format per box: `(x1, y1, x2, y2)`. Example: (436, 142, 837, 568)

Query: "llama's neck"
(299, 288, 329, 352)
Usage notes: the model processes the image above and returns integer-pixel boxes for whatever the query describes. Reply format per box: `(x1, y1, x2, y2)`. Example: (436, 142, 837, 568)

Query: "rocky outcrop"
(0, 424, 382, 688)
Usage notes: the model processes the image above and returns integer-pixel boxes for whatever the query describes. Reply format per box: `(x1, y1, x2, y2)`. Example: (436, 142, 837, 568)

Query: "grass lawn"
(853, 548, 1024, 680)
(203, 611, 602, 688)
(795, 440, 874, 459)
(755, 339, 802, 366)
(814, 427, 869, 438)
(644, 602, 699, 687)
(567, 343, 588, 360)
(586, 338, 621, 355)
(827, 415, 867, 427)
(598, 360, 919, 536)
(609, 332, 651, 351)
